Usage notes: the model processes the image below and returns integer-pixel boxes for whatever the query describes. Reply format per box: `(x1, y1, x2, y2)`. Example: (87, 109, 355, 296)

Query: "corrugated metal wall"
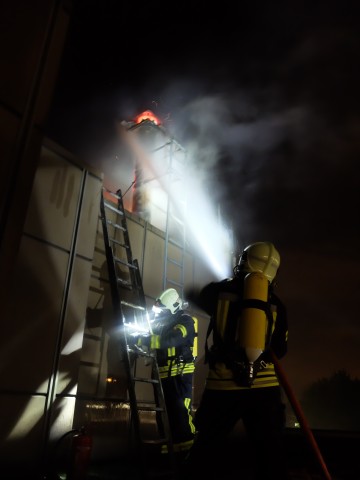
(0, 136, 219, 474)
(0, 139, 103, 473)
(76, 170, 216, 461)
(0, 3, 228, 471)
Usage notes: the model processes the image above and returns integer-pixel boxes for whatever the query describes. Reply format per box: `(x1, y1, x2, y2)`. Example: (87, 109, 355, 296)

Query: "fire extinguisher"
(67, 426, 93, 480)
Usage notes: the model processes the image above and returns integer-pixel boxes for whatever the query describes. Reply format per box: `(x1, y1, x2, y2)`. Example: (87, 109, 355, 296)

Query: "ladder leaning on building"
(100, 186, 177, 479)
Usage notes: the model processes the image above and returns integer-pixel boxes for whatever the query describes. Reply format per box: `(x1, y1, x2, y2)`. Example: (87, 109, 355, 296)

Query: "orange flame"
(134, 110, 161, 125)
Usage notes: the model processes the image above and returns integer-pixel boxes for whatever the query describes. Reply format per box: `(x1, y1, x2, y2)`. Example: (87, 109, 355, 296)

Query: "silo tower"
(120, 110, 188, 296)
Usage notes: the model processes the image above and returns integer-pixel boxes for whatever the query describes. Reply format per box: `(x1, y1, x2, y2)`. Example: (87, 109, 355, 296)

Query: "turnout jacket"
(149, 310, 197, 379)
(190, 274, 288, 390)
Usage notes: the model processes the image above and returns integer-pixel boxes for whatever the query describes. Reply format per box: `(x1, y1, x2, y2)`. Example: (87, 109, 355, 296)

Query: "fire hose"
(270, 350, 332, 480)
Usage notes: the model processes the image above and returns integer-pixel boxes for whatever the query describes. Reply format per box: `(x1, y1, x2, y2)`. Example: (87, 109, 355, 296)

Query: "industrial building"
(1, 2, 359, 479)
(1, 103, 233, 480)
(0, 3, 232, 475)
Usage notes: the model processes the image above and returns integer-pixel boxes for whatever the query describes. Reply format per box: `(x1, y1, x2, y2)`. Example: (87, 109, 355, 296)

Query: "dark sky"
(46, 0, 360, 398)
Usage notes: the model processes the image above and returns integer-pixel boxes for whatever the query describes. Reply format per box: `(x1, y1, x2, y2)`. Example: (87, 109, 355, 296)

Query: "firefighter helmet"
(154, 288, 182, 315)
(234, 241, 280, 283)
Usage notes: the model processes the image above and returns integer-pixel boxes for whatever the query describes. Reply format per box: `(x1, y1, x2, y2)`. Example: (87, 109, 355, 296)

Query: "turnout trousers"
(185, 386, 289, 480)
(161, 373, 196, 453)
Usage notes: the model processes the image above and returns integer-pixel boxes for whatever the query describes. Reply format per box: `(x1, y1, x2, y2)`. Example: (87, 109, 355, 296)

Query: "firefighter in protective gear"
(184, 242, 289, 480)
(138, 288, 197, 458)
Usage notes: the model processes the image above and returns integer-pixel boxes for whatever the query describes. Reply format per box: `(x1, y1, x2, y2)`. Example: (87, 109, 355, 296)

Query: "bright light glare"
(183, 180, 233, 279)
(152, 305, 163, 314)
(123, 129, 234, 280)
(149, 180, 232, 278)
(124, 321, 149, 333)
(158, 170, 233, 279)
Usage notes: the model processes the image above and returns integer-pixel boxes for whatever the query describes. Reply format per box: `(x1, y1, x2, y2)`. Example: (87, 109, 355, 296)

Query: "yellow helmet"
(234, 241, 280, 283)
(153, 288, 182, 315)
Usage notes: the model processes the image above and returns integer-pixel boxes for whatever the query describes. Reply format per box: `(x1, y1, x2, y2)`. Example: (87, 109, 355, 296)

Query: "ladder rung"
(104, 201, 125, 216)
(167, 257, 184, 268)
(137, 405, 165, 413)
(109, 237, 129, 249)
(121, 300, 146, 311)
(166, 278, 183, 288)
(127, 347, 155, 358)
(106, 219, 126, 232)
(133, 376, 160, 385)
(102, 187, 121, 201)
(114, 256, 137, 269)
(117, 278, 132, 288)
(168, 237, 185, 249)
(141, 438, 172, 446)
(116, 400, 166, 414)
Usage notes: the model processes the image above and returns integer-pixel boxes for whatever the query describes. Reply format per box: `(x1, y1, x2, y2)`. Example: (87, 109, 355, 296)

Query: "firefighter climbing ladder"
(100, 186, 177, 479)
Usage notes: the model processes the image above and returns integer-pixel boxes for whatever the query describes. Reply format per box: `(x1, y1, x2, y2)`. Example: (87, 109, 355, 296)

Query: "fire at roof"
(134, 110, 161, 126)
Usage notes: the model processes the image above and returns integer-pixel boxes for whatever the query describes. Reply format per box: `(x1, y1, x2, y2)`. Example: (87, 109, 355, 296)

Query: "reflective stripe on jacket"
(151, 311, 196, 378)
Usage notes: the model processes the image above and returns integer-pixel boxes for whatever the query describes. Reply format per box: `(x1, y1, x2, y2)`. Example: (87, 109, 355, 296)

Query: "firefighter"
(183, 242, 289, 480)
(138, 288, 197, 461)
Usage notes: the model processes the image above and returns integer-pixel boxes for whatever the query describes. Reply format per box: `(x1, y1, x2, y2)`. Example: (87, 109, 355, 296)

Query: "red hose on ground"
(270, 350, 332, 480)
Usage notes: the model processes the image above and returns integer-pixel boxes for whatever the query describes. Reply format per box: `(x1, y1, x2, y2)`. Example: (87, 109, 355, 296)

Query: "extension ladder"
(100, 187, 177, 479)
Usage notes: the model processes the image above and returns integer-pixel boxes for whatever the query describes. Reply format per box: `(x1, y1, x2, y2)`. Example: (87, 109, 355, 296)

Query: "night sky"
(46, 1, 360, 400)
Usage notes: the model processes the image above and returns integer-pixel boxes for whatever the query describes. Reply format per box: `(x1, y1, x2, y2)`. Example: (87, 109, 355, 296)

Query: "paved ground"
(1, 429, 359, 479)
(84, 429, 360, 480)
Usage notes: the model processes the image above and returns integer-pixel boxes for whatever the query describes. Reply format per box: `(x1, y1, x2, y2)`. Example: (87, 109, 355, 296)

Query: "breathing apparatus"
(234, 242, 280, 385)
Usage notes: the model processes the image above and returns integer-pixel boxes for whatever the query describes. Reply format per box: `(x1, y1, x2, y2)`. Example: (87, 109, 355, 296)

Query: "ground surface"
(1, 429, 359, 479)
(85, 429, 359, 480)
